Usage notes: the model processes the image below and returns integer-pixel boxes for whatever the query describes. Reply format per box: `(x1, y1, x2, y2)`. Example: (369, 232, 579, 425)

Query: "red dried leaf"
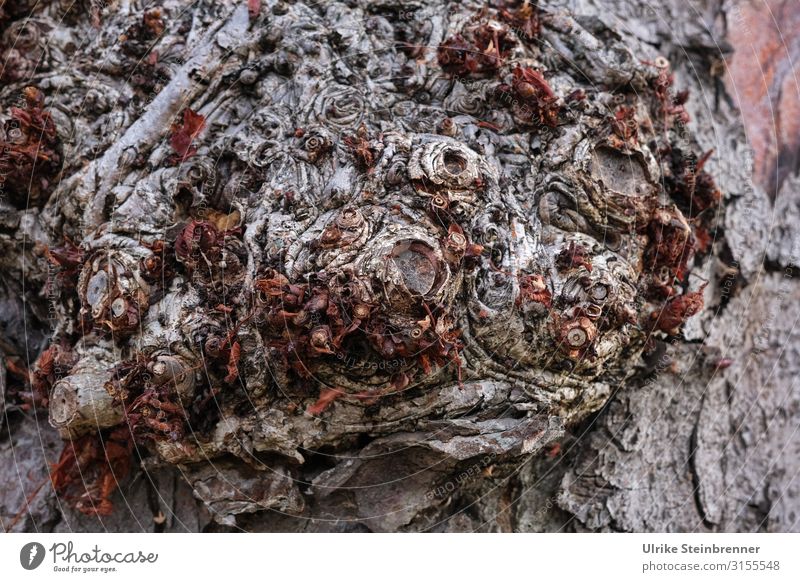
(611, 105, 638, 143)
(44, 237, 85, 288)
(693, 225, 713, 254)
(516, 273, 552, 307)
(343, 125, 378, 171)
(143, 9, 165, 37)
(224, 341, 241, 383)
(555, 241, 593, 272)
(643, 206, 695, 295)
(546, 442, 562, 458)
(307, 387, 343, 415)
(513, 66, 556, 100)
(174, 220, 219, 272)
(390, 372, 411, 391)
(650, 286, 706, 335)
(498, 1, 542, 40)
(169, 108, 206, 162)
(50, 427, 134, 517)
(496, 66, 561, 127)
(0, 86, 61, 205)
(476, 120, 502, 131)
(437, 25, 515, 77)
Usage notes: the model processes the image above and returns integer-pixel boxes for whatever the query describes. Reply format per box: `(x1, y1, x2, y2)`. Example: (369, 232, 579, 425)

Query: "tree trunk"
(1, 0, 798, 533)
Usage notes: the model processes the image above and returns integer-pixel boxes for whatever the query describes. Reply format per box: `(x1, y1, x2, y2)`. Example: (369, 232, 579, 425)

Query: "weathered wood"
(48, 345, 123, 438)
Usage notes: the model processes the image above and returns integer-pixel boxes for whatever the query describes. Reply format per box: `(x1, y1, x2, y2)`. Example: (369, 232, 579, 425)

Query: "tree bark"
(1, 0, 798, 533)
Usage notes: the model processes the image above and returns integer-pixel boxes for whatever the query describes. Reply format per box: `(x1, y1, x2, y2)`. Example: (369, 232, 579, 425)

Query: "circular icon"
(20, 542, 46, 570)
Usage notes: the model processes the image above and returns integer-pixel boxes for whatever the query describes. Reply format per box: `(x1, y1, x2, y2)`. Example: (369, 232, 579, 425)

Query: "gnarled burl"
(0, 0, 726, 529)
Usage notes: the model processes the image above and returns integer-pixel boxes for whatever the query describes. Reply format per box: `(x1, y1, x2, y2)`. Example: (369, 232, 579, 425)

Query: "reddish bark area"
(726, 0, 800, 197)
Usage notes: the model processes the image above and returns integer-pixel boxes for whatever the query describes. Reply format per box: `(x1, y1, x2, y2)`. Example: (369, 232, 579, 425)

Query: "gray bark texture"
(1, 0, 798, 533)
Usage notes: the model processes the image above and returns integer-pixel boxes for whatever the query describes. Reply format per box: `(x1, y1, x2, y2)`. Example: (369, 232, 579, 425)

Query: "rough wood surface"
(1, 0, 798, 532)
